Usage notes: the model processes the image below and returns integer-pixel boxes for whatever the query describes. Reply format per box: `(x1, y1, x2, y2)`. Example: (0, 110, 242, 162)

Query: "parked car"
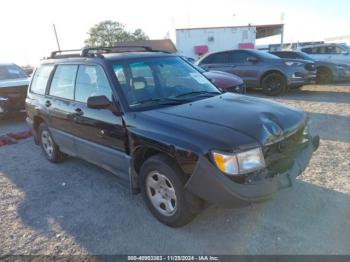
(299, 43, 350, 66)
(271, 50, 350, 84)
(26, 48, 319, 227)
(188, 62, 246, 94)
(0, 63, 30, 118)
(196, 49, 316, 96)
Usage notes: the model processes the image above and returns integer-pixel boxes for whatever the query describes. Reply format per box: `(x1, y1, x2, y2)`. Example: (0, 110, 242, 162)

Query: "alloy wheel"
(41, 130, 54, 158)
(146, 171, 177, 216)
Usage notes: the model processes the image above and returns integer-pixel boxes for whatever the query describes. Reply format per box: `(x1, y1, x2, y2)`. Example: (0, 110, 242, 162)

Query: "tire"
(38, 122, 65, 163)
(140, 154, 202, 227)
(316, 67, 332, 84)
(261, 72, 287, 96)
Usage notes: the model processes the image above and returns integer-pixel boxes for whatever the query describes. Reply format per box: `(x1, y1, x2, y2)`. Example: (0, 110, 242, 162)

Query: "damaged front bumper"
(185, 134, 320, 206)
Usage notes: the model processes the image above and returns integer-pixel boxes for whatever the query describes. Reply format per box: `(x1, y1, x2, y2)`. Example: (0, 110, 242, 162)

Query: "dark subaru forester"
(26, 47, 319, 227)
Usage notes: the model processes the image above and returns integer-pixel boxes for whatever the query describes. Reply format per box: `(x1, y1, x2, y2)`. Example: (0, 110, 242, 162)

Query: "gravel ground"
(0, 84, 349, 255)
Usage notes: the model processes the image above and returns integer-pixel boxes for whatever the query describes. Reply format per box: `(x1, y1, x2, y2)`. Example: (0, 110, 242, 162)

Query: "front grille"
(305, 63, 316, 71)
(263, 127, 306, 176)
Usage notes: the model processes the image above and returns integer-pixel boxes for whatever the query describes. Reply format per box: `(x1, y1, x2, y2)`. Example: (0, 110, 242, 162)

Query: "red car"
(203, 70, 246, 94)
(182, 57, 246, 94)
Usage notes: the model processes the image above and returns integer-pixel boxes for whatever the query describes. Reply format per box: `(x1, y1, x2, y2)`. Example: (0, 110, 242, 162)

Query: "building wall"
(176, 27, 257, 59)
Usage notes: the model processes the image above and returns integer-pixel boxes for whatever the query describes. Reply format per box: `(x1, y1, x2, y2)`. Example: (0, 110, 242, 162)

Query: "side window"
(283, 52, 297, 59)
(210, 52, 229, 63)
(333, 46, 344, 54)
(312, 47, 319, 54)
(302, 48, 312, 54)
(49, 65, 78, 100)
(228, 51, 251, 63)
(30, 65, 54, 95)
(75, 65, 112, 103)
(317, 46, 334, 54)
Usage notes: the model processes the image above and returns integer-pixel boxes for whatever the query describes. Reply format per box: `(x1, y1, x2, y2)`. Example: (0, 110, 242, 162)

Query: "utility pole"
(53, 23, 61, 51)
(280, 12, 285, 51)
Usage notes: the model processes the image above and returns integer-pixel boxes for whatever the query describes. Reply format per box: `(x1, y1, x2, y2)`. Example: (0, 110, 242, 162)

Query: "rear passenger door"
(71, 64, 129, 177)
(46, 64, 78, 156)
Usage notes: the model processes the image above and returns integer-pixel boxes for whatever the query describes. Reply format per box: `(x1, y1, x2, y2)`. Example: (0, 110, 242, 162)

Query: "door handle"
(74, 108, 84, 116)
(45, 100, 51, 107)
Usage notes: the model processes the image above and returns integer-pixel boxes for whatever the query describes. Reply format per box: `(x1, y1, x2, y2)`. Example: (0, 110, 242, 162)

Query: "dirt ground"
(0, 84, 349, 255)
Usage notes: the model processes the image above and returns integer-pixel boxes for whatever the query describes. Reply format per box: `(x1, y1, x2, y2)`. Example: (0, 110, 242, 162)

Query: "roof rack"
(48, 45, 166, 59)
(49, 49, 83, 59)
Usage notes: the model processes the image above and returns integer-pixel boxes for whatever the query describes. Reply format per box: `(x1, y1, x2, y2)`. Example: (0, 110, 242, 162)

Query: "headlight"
(303, 124, 309, 136)
(284, 61, 304, 67)
(212, 148, 265, 175)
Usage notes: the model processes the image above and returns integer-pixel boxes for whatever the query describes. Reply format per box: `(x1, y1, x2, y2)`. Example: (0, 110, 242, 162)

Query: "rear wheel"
(316, 67, 332, 84)
(38, 123, 65, 163)
(261, 72, 287, 96)
(140, 154, 202, 227)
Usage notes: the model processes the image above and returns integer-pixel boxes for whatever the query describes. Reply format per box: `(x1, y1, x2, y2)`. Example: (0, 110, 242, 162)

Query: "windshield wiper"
(174, 90, 221, 98)
(131, 98, 189, 107)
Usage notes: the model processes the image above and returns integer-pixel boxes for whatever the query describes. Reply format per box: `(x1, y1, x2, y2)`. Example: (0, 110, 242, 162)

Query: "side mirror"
(247, 56, 259, 63)
(87, 95, 111, 109)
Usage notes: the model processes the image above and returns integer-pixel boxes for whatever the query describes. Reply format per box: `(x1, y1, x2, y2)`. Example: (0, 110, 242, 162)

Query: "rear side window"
(228, 51, 251, 63)
(30, 65, 54, 95)
(75, 65, 113, 103)
(49, 65, 78, 100)
(210, 52, 228, 63)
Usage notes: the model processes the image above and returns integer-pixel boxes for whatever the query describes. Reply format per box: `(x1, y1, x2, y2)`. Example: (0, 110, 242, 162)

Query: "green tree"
(84, 20, 149, 47)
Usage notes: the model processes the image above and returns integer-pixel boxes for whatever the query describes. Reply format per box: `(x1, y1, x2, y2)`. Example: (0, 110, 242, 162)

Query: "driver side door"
(71, 64, 129, 178)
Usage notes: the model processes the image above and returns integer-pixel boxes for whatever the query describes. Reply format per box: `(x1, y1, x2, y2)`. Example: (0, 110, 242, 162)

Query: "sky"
(0, 0, 349, 65)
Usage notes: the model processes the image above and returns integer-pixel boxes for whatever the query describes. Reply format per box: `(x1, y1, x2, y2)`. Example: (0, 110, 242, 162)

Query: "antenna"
(53, 23, 61, 51)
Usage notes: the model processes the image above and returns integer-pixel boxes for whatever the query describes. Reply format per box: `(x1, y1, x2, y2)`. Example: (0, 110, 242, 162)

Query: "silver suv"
(299, 43, 350, 66)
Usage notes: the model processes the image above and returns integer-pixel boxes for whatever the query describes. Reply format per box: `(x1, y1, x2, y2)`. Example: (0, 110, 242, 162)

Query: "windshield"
(0, 64, 28, 81)
(113, 56, 220, 109)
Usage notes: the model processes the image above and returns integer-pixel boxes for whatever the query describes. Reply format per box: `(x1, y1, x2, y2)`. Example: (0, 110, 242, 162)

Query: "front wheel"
(316, 67, 332, 84)
(261, 73, 287, 96)
(140, 154, 202, 227)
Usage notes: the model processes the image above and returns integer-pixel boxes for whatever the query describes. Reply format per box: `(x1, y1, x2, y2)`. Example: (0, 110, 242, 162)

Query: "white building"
(176, 24, 284, 59)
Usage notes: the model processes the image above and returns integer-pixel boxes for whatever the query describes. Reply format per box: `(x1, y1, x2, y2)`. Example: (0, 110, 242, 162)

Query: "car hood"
(135, 93, 307, 149)
(0, 78, 30, 88)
